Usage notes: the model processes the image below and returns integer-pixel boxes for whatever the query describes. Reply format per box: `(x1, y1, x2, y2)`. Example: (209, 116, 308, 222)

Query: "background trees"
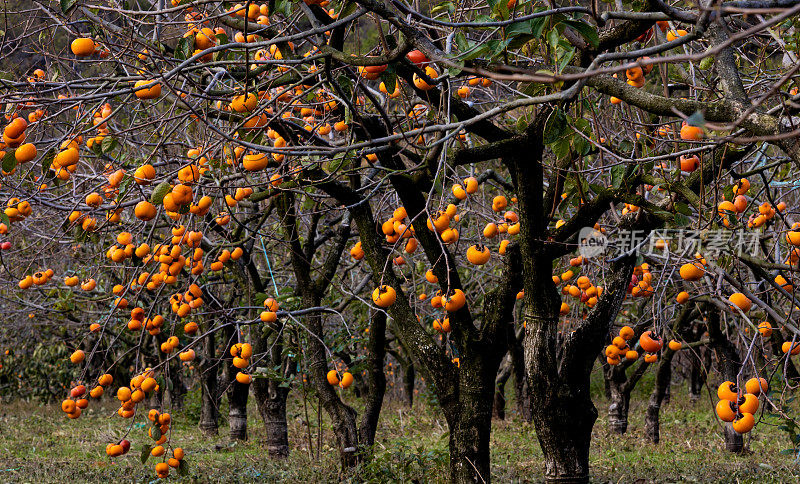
(1, 0, 800, 482)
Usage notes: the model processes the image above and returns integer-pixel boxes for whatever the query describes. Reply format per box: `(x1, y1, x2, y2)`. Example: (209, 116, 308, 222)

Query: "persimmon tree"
(2, 0, 800, 482)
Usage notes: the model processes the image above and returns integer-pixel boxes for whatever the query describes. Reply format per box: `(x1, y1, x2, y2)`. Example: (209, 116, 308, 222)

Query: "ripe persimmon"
(466, 245, 490, 265)
(639, 331, 662, 353)
(134, 80, 162, 99)
(372, 285, 396, 308)
(71, 38, 96, 56)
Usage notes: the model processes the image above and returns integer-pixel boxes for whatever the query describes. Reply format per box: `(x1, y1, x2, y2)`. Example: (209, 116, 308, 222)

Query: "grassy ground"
(0, 372, 798, 483)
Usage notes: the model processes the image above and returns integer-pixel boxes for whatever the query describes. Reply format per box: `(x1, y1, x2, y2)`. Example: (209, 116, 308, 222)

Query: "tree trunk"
(532, 392, 596, 484)
(224, 325, 249, 441)
(447, 355, 498, 484)
(607, 380, 630, 435)
(227, 375, 249, 440)
(305, 306, 360, 469)
(253, 325, 292, 457)
(402, 360, 415, 407)
(644, 304, 694, 443)
(358, 311, 386, 450)
(644, 349, 673, 443)
(705, 304, 743, 453)
(723, 424, 744, 452)
(510, 334, 532, 422)
(493, 355, 512, 420)
(167, 367, 186, 411)
(199, 330, 220, 436)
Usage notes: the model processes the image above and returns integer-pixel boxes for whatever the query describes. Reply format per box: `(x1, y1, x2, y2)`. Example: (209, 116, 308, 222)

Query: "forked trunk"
(305, 306, 360, 469)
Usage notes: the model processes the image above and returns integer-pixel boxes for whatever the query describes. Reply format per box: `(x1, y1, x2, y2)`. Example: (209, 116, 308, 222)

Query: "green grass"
(0, 374, 798, 483)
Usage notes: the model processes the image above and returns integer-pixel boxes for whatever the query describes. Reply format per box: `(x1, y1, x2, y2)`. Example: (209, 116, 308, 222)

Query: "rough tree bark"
(358, 311, 387, 450)
(253, 324, 292, 457)
(510, 326, 532, 422)
(606, 359, 649, 435)
(505, 109, 638, 482)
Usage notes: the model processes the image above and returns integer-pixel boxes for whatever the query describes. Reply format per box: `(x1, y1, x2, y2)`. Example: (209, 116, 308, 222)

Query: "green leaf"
(60, 0, 79, 13)
(543, 108, 568, 144)
(722, 184, 734, 202)
(486, 39, 512, 60)
(175, 36, 192, 60)
(551, 138, 571, 159)
(140, 444, 151, 465)
(459, 43, 490, 61)
(454, 32, 469, 52)
(2, 150, 16, 173)
(336, 74, 353, 96)
(507, 34, 535, 51)
(90, 139, 103, 155)
(588, 183, 605, 194)
(0, 212, 10, 226)
(430, 1, 454, 15)
(101, 136, 117, 154)
(446, 60, 465, 77)
(339, 1, 358, 19)
(150, 424, 162, 441)
(610, 164, 626, 189)
(275, 0, 292, 18)
(150, 181, 172, 205)
(505, 20, 534, 37)
(563, 19, 599, 49)
(675, 202, 692, 215)
(557, 46, 576, 72)
(547, 28, 560, 49)
(530, 16, 547, 38)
